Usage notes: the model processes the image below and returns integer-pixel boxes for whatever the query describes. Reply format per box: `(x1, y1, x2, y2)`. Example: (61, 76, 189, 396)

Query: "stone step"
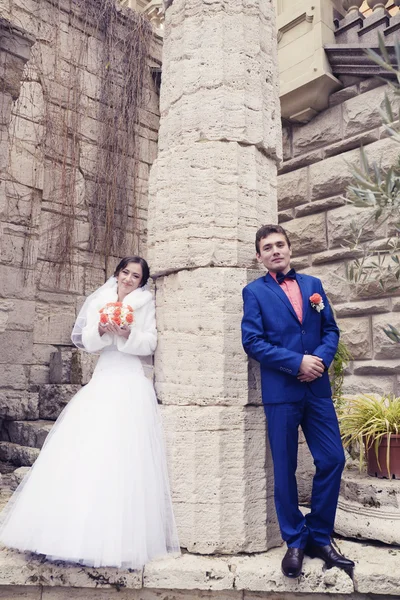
(1, 419, 53, 449)
(335, 467, 400, 545)
(0, 441, 39, 468)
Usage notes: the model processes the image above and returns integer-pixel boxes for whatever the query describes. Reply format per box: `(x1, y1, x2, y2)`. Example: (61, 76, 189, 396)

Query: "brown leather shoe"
(305, 543, 354, 575)
(281, 547, 304, 578)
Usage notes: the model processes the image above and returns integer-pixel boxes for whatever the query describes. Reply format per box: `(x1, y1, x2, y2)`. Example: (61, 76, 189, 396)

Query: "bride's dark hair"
(114, 256, 150, 287)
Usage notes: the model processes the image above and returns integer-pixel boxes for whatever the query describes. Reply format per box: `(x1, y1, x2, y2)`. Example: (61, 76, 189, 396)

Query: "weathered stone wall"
(0, 0, 160, 466)
(279, 79, 400, 399)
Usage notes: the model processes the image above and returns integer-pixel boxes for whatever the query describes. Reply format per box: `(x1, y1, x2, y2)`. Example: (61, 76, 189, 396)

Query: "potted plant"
(339, 393, 400, 479)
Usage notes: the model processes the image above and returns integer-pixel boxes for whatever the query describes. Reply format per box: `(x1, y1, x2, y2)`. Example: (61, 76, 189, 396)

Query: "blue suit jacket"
(241, 272, 339, 404)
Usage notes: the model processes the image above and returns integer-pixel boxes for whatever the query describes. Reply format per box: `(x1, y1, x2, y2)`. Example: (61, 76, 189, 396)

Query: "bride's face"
(117, 262, 143, 297)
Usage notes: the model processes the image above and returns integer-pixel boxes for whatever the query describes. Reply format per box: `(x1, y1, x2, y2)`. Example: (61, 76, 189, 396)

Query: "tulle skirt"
(0, 347, 180, 569)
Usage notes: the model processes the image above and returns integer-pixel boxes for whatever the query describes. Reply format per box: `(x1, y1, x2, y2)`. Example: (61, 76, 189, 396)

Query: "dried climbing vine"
(34, 0, 152, 282)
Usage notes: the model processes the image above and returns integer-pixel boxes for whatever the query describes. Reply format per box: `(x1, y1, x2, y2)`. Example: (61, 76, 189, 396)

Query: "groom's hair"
(255, 224, 291, 253)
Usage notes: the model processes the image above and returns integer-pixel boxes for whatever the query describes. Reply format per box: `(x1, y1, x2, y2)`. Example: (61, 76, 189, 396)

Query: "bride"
(0, 256, 180, 569)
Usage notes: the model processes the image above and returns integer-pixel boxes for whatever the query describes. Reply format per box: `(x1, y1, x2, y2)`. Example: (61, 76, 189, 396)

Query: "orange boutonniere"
(310, 293, 324, 313)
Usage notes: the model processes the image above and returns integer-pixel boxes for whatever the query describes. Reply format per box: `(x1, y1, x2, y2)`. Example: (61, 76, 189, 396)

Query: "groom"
(241, 224, 354, 578)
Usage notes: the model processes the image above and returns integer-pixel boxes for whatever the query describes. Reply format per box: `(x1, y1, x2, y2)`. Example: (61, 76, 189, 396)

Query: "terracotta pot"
(367, 434, 400, 479)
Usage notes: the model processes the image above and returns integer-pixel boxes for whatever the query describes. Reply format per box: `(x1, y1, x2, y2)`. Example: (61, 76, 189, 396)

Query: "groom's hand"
(297, 355, 324, 382)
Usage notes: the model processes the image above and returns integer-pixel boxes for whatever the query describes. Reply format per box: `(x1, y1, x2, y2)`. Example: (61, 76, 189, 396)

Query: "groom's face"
(257, 233, 292, 274)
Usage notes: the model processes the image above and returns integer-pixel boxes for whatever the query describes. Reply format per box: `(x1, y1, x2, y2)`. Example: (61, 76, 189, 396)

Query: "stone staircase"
(325, 3, 400, 82)
(0, 420, 53, 473)
(0, 348, 97, 477)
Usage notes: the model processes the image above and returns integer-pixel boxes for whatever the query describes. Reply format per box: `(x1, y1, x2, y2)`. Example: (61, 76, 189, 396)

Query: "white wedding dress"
(0, 285, 180, 569)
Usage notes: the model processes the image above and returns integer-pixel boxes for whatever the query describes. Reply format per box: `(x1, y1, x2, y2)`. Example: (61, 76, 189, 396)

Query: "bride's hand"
(100, 320, 130, 339)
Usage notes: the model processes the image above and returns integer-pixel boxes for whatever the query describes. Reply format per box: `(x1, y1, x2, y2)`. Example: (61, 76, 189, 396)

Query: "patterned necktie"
(276, 268, 297, 285)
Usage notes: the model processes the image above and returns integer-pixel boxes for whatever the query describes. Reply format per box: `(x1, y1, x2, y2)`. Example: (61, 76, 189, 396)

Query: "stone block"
(277, 167, 308, 210)
(0, 51, 27, 100)
(283, 213, 327, 256)
(340, 539, 400, 596)
(86, 35, 103, 75)
(353, 360, 400, 375)
(4, 180, 41, 227)
(49, 347, 98, 385)
(79, 141, 98, 177)
(309, 153, 354, 201)
(292, 105, 342, 157)
(309, 136, 399, 202)
(161, 403, 279, 554)
(329, 84, 359, 107)
(2, 420, 53, 449)
(233, 550, 353, 593)
(0, 545, 142, 589)
(0, 441, 39, 467)
(295, 195, 346, 218)
(0, 298, 35, 332)
(143, 553, 234, 590)
(338, 317, 372, 360)
(278, 149, 323, 175)
(327, 205, 384, 249)
(0, 222, 35, 268)
(301, 263, 350, 305)
(29, 365, 49, 385)
(12, 81, 44, 124)
(0, 330, 33, 364)
(9, 140, 44, 189)
(80, 70, 102, 101)
(0, 391, 39, 420)
(33, 302, 76, 345)
(42, 164, 85, 211)
(36, 261, 84, 295)
(372, 313, 400, 360)
(277, 209, 293, 223)
(0, 264, 35, 300)
(38, 211, 90, 261)
(290, 255, 311, 270)
(342, 375, 395, 396)
(155, 268, 252, 406)
(148, 145, 277, 273)
(312, 246, 363, 266)
(39, 384, 82, 420)
(334, 299, 390, 318)
(10, 467, 30, 491)
(342, 85, 392, 139)
(0, 93, 12, 126)
(0, 364, 29, 390)
(323, 129, 380, 160)
(281, 124, 291, 161)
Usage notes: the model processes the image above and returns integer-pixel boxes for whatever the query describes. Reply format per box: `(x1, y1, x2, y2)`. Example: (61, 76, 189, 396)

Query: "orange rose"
(100, 313, 108, 324)
(310, 293, 322, 304)
(113, 316, 121, 326)
(99, 308, 104, 313)
(126, 313, 134, 324)
(127, 305, 133, 311)
(114, 309, 121, 317)
(115, 302, 123, 307)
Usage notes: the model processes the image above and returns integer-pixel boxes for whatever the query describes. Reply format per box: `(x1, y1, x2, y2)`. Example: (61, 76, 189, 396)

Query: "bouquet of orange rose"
(99, 302, 135, 328)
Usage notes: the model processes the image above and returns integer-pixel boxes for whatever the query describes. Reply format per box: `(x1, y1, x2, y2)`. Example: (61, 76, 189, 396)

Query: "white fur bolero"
(81, 287, 157, 356)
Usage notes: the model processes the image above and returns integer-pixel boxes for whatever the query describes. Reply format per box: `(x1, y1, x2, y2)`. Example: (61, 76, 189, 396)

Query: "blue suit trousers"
(264, 393, 345, 548)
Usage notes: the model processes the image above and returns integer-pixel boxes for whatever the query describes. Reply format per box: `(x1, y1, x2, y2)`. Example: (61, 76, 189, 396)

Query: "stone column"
(148, 0, 282, 553)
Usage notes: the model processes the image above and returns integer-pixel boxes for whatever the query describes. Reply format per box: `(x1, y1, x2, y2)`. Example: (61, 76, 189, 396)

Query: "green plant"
(345, 36, 400, 296)
(339, 393, 400, 473)
(383, 323, 400, 343)
(330, 339, 352, 408)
